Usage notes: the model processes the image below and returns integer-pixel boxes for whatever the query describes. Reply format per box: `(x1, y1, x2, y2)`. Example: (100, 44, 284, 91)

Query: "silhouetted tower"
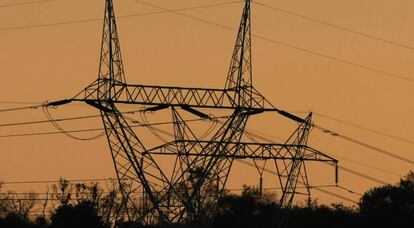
(80, 0, 177, 223)
(49, 0, 338, 226)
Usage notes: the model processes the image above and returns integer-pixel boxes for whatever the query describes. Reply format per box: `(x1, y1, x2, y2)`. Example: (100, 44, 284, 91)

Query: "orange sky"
(1, 0, 414, 206)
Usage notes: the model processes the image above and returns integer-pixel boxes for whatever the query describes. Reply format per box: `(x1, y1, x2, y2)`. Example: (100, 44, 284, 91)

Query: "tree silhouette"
(50, 201, 108, 228)
(0, 212, 49, 228)
(0, 172, 413, 227)
(51, 178, 72, 208)
(212, 185, 278, 228)
(359, 171, 414, 227)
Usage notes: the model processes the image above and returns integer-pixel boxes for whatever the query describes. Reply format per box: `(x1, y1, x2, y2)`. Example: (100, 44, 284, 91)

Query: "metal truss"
(147, 140, 337, 162)
(275, 113, 316, 227)
(50, 0, 339, 226)
(75, 81, 270, 111)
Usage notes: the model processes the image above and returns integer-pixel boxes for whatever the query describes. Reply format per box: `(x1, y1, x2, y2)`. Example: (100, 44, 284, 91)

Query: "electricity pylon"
(49, 0, 338, 225)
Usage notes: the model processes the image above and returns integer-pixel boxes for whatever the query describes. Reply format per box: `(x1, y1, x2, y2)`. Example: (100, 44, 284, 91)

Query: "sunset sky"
(1, 0, 414, 206)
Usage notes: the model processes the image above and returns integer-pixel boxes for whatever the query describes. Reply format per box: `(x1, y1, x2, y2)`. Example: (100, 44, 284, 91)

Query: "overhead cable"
(132, 0, 414, 83)
(314, 112, 414, 146)
(0, 1, 242, 31)
(253, 1, 414, 51)
(0, 0, 57, 8)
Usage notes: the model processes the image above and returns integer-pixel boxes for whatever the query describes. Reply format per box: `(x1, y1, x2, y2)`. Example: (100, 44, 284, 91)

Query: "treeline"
(0, 171, 413, 228)
(0, 179, 125, 228)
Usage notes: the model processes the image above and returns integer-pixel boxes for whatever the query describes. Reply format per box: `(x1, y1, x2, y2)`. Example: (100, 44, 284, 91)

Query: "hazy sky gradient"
(1, 0, 414, 205)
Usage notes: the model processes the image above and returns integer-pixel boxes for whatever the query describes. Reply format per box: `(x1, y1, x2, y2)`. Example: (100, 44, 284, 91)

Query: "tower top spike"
(225, 0, 252, 106)
(97, 0, 125, 84)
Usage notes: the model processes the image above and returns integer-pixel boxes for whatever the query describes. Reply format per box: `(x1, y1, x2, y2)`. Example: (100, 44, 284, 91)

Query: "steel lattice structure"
(49, 0, 338, 226)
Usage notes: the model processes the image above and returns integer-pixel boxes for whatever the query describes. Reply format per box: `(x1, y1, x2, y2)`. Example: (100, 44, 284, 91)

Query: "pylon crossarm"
(146, 140, 337, 163)
(72, 83, 272, 111)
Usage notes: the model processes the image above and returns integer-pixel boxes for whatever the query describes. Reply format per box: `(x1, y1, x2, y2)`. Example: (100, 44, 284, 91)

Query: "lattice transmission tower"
(48, 0, 338, 226)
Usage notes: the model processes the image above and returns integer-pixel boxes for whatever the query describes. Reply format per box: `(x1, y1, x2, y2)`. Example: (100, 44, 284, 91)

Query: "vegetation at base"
(0, 171, 413, 228)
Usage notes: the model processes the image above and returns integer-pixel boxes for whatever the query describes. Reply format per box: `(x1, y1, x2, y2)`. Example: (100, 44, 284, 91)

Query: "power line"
(0, 115, 363, 203)
(2, 1, 412, 84)
(335, 185, 362, 196)
(240, 157, 388, 186)
(0, 101, 43, 105)
(338, 166, 388, 185)
(0, 0, 394, 210)
(131, 0, 414, 84)
(314, 112, 414, 146)
(0, 104, 44, 113)
(127, 113, 399, 185)
(0, 115, 228, 138)
(314, 187, 358, 204)
(222, 109, 393, 186)
(0, 178, 116, 185)
(0, 127, 102, 138)
(0, 0, 58, 8)
(0, 111, 389, 182)
(236, 160, 358, 204)
(41, 105, 105, 141)
(0, 113, 102, 127)
(0, 106, 404, 185)
(236, 117, 403, 179)
(0, 192, 112, 195)
(0, 136, 361, 203)
(324, 152, 401, 178)
(244, 127, 402, 178)
(0, 1, 242, 31)
(260, 98, 414, 165)
(0, 106, 402, 179)
(1, 176, 360, 204)
(0, 100, 151, 107)
(315, 124, 414, 165)
(247, 120, 402, 178)
(253, 1, 414, 51)
(7, 0, 410, 168)
(0, 17, 101, 31)
(253, 34, 414, 83)
(0, 102, 218, 128)
(0, 185, 342, 196)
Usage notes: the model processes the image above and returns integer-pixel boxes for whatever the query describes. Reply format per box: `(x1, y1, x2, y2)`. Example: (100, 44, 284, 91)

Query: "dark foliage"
(0, 172, 413, 228)
(212, 186, 278, 228)
(0, 213, 46, 228)
(289, 203, 361, 228)
(358, 172, 414, 228)
(50, 201, 108, 228)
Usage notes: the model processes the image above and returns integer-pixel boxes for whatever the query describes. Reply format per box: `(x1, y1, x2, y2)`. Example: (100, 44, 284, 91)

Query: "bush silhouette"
(50, 201, 108, 228)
